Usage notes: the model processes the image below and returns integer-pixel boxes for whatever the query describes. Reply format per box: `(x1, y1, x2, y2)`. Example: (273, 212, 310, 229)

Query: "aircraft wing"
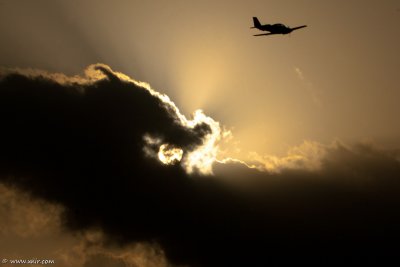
(253, 33, 275, 36)
(291, 25, 307, 31)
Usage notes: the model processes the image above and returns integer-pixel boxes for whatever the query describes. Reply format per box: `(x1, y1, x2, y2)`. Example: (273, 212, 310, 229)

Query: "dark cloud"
(1, 65, 400, 266)
(0, 184, 170, 267)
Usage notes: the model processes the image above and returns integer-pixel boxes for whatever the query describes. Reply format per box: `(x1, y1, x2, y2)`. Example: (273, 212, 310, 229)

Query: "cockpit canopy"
(273, 23, 287, 28)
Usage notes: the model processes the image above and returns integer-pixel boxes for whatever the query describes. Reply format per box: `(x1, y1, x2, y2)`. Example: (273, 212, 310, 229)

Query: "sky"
(1, 1, 400, 266)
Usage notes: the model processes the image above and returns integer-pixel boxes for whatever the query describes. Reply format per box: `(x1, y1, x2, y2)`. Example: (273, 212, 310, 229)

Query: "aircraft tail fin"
(252, 17, 262, 29)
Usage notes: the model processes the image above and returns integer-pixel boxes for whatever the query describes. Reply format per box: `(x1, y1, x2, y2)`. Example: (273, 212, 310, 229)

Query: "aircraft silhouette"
(251, 17, 307, 36)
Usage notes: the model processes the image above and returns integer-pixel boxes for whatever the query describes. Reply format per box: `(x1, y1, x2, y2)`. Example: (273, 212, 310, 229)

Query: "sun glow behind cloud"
(91, 64, 231, 175)
(144, 109, 229, 175)
(182, 110, 226, 174)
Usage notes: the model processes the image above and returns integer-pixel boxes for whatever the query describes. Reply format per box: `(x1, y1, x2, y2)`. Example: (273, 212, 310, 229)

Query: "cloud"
(0, 184, 171, 267)
(245, 140, 328, 172)
(0, 64, 222, 175)
(0, 183, 62, 238)
(1, 65, 400, 266)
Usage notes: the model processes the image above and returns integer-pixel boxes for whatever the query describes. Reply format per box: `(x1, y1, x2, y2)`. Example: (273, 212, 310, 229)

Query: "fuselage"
(257, 24, 293, 34)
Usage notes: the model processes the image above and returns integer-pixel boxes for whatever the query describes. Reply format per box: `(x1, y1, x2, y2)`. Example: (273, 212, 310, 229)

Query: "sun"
(158, 144, 183, 165)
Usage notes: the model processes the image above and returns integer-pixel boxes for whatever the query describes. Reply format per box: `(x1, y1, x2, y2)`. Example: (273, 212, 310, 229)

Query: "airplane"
(251, 17, 307, 36)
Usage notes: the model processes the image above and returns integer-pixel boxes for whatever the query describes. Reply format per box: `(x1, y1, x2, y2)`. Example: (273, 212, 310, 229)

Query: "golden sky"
(1, 1, 400, 266)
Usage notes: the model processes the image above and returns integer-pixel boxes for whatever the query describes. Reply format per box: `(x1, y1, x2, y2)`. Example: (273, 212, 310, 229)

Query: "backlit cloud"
(0, 64, 229, 175)
(1, 65, 400, 266)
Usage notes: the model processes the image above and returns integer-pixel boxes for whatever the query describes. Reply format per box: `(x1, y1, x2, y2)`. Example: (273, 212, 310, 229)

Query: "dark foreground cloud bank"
(1, 65, 400, 266)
